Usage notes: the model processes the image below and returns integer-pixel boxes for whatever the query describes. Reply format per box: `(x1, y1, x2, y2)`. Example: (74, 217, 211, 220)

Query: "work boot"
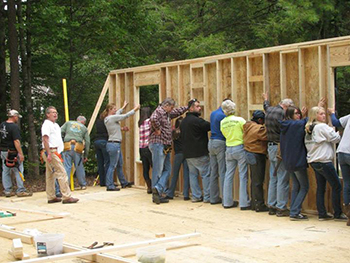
(345, 204, 350, 226)
(48, 197, 62, 204)
(152, 188, 160, 204)
(16, 191, 33, 197)
(146, 179, 152, 194)
(62, 197, 79, 204)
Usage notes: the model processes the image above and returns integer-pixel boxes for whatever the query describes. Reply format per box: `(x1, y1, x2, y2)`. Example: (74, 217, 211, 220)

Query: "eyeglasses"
(188, 98, 198, 107)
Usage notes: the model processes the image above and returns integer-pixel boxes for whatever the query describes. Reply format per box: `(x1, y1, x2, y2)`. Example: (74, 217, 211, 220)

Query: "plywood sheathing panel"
(219, 59, 232, 102)
(329, 45, 350, 67)
(303, 47, 320, 108)
(204, 63, 217, 120)
(160, 68, 166, 101)
(179, 65, 191, 106)
(110, 74, 117, 104)
(267, 52, 280, 107)
(134, 70, 160, 87)
(232, 57, 248, 120)
(167, 66, 179, 101)
(284, 52, 299, 106)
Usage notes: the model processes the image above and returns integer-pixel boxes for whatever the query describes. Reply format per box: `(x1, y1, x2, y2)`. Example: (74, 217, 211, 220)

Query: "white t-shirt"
(337, 114, 350, 154)
(41, 119, 64, 153)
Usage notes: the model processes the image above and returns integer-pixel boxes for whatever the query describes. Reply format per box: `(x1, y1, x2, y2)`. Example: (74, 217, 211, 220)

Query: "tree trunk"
(0, 0, 7, 120)
(7, 0, 20, 112)
(18, 0, 40, 177)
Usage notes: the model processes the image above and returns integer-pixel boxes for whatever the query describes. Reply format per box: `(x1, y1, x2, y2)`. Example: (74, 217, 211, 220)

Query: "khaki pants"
(42, 149, 71, 200)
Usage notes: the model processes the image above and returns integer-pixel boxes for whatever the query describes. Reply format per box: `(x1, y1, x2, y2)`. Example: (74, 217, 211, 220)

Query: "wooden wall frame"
(89, 36, 350, 211)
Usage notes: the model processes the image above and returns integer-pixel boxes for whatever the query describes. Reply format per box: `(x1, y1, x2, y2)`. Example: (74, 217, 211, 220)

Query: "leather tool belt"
(64, 140, 84, 154)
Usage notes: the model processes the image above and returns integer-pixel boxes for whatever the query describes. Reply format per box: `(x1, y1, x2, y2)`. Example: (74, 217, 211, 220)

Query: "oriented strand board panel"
(285, 52, 299, 106)
(267, 52, 281, 107)
(160, 68, 166, 100)
(179, 65, 191, 106)
(167, 66, 179, 101)
(219, 59, 232, 101)
(303, 47, 320, 107)
(118, 73, 126, 107)
(329, 45, 350, 67)
(232, 57, 248, 119)
(205, 63, 218, 116)
(134, 70, 160, 86)
(249, 56, 263, 76)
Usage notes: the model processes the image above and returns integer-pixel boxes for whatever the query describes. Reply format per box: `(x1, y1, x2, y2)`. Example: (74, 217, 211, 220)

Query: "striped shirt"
(139, 118, 151, 148)
(149, 105, 188, 145)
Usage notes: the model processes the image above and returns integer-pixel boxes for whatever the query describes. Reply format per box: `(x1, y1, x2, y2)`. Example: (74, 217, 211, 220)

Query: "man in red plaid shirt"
(149, 98, 188, 204)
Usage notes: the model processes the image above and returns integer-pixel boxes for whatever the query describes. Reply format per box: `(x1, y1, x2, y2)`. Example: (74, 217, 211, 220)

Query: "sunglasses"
(188, 98, 198, 107)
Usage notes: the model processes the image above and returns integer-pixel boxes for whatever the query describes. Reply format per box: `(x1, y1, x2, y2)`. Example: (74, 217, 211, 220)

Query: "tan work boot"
(16, 191, 33, 197)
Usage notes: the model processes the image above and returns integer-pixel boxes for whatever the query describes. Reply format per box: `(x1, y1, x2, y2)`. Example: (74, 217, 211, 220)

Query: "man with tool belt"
(41, 106, 79, 204)
(0, 110, 32, 197)
(61, 116, 90, 189)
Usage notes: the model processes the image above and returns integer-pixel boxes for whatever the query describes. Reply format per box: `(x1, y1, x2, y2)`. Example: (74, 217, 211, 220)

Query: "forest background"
(1, 0, 350, 180)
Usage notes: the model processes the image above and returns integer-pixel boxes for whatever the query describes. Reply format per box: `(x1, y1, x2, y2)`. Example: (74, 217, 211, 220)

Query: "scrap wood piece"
(0, 228, 33, 244)
(0, 224, 16, 230)
(0, 206, 70, 218)
(16, 232, 201, 263)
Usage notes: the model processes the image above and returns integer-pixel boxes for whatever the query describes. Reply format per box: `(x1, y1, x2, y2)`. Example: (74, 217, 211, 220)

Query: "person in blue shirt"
(208, 99, 230, 205)
(280, 106, 309, 221)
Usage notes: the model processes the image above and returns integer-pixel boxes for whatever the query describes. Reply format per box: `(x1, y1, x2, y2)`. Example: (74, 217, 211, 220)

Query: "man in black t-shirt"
(0, 110, 32, 197)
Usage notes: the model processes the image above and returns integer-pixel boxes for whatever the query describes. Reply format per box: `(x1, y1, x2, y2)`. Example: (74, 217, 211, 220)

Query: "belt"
(268, 142, 278, 145)
(108, 140, 121, 143)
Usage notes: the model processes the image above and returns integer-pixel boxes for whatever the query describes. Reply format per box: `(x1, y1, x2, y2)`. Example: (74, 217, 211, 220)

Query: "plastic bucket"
(137, 246, 166, 263)
(34, 233, 64, 256)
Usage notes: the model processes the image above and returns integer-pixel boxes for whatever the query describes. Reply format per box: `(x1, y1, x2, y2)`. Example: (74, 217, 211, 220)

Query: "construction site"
(1, 35, 350, 263)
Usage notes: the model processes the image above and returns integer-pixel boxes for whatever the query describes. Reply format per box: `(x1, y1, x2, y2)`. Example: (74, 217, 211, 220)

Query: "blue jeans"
(1, 151, 26, 193)
(166, 153, 190, 198)
(267, 144, 289, 210)
(289, 169, 309, 216)
(223, 145, 250, 207)
(186, 155, 210, 201)
(62, 145, 87, 187)
(310, 162, 343, 217)
(338, 152, 350, 205)
(208, 139, 226, 203)
(94, 139, 109, 186)
(149, 143, 171, 195)
(106, 142, 128, 189)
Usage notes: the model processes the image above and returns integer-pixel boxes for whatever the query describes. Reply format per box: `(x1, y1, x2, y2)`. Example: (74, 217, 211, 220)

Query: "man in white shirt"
(41, 106, 79, 204)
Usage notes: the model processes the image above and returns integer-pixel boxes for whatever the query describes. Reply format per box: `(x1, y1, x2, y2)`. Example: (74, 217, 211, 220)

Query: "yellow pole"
(62, 79, 75, 191)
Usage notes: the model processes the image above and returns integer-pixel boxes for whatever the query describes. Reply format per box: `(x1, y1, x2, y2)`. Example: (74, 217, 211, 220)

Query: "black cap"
(252, 110, 265, 120)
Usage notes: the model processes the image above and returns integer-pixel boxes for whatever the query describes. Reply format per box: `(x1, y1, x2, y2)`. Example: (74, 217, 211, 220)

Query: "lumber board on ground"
(0, 206, 70, 218)
(0, 228, 34, 244)
(16, 233, 201, 263)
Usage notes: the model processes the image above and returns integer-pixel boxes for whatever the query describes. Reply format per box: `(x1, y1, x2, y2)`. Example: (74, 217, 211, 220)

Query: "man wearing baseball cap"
(0, 110, 32, 197)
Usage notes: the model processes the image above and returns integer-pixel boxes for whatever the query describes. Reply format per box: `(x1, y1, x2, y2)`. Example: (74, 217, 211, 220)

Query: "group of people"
(1, 94, 350, 225)
(135, 95, 350, 225)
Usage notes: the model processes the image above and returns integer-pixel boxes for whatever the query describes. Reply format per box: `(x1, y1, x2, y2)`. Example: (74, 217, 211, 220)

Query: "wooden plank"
(63, 243, 137, 263)
(267, 52, 280, 107)
(18, 233, 201, 263)
(248, 75, 264, 82)
(0, 206, 70, 219)
(216, 60, 222, 107)
(298, 48, 305, 107)
(0, 228, 34, 244)
(246, 56, 250, 118)
(160, 68, 166, 101)
(134, 70, 160, 87)
(248, 104, 264, 111)
(87, 75, 111, 133)
(280, 53, 286, 98)
(192, 82, 204, 89)
(263, 54, 269, 93)
(191, 62, 204, 68)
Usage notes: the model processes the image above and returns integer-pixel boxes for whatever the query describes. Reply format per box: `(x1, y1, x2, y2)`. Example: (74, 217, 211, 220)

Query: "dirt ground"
(0, 186, 349, 263)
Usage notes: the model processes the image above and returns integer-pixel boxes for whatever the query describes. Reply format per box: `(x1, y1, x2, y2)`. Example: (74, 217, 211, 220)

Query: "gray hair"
(45, 106, 56, 115)
(221, 100, 236, 116)
(280, 98, 294, 107)
(161, 97, 176, 107)
(77, 116, 86, 123)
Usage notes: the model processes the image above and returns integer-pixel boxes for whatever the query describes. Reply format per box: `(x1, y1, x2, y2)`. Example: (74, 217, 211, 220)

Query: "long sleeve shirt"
(61, 121, 90, 157)
(264, 100, 284, 142)
(149, 105, 188, 145)
(331, 113, 350, 154)
(104, 108, 135, 142)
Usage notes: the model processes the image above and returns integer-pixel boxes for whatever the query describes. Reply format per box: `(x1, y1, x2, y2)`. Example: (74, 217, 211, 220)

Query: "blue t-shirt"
(210, 107, 226, 141)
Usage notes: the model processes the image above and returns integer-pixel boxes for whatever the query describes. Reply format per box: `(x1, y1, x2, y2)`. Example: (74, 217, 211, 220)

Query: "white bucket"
(34, 233, 64, 256)
(137, 246, 166, 263)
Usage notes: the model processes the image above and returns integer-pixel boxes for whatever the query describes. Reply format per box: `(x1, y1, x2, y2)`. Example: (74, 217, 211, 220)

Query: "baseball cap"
(252, 110, 265, 120)
(7, 109, 22, 118)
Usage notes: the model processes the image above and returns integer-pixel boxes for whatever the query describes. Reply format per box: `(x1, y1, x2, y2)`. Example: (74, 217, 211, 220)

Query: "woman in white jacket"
(305, 106, 347, 221)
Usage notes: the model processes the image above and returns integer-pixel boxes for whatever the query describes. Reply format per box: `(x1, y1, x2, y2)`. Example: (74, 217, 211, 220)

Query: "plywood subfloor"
(0, 187, 348, 263)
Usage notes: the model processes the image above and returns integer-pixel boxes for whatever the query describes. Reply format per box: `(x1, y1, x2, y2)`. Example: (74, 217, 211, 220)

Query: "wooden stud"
(0, 228, 34, 244)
